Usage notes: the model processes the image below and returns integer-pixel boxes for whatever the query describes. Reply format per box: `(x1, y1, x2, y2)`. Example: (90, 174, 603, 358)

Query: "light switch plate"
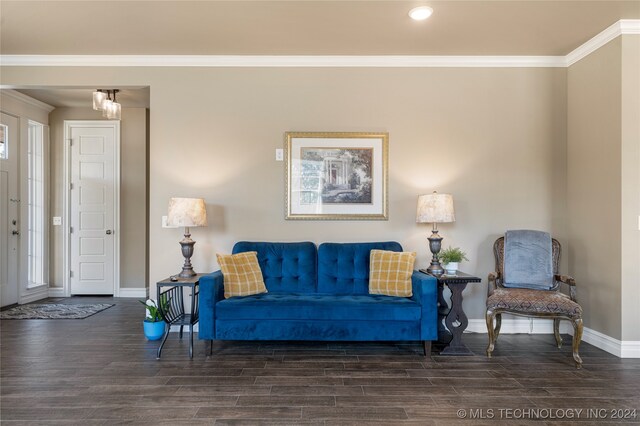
(52, 217, 62, 226)
(275, 149, 284, 161)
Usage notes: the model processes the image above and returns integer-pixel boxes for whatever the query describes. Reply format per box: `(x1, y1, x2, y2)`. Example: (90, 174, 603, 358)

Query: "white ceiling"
(4, 1, 639, 108)
(1, 1, 639, 56)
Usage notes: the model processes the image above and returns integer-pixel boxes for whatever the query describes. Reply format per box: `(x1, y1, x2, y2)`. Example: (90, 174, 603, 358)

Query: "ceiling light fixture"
(92, 89, 121, 120)
(409, 6, 433, 21)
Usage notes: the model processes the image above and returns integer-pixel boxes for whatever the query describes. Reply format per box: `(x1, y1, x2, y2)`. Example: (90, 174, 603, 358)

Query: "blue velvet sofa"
(199, 241, 438, 355)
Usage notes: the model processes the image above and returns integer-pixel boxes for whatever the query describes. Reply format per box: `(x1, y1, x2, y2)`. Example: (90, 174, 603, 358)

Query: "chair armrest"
(555, 274, 576, 286)
(555, 274, 577, 301)
(198, 270, 224, 340)
(488, 272, 499, 296)
(411, 271, 438, 341)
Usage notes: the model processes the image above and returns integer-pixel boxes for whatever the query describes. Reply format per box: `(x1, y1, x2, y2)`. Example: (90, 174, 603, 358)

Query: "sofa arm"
(198, 270, 224, 340)
(411, 271, 438, 341)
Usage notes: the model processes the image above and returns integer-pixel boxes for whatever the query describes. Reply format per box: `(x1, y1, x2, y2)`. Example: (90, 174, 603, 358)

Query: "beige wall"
(567, 35, 640, 341)
(149, 67, 568, 322)
(48, 107, 148, 289)
(567, 38, 622, 339)
(621, 35, 640, 341)
(1, 66, 567, 321)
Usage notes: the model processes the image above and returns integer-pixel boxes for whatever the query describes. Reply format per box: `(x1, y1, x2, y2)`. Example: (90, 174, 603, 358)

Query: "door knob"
(106, 230, 112, 235)
(12, 230, 20, 235)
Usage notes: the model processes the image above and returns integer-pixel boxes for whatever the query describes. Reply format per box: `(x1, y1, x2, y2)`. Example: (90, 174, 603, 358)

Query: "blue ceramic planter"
(143, 320, 166, 341)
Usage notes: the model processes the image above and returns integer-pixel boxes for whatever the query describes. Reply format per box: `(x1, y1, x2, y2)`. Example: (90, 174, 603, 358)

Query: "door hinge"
(68, 138, 73, 146)
(70, 270, 74, 278)
(70, 226, 74, 234)
(70, 182, 74, 190)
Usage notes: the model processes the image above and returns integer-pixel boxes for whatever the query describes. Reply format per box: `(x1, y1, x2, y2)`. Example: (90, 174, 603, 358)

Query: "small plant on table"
(439, 247, 469, 264)
(439, 247, 469, 274)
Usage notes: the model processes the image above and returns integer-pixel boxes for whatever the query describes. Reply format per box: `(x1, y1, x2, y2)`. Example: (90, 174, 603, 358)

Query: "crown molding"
(620, 18, 640, 34)
(1, 20, 638, 69)
(0, 89, 55, 112)
(0, 55, 565, 68)
(566, 19, 640, 66)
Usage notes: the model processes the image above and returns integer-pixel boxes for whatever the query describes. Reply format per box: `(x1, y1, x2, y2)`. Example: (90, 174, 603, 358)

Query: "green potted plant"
(439, 246, 469, 274)
(140, 298, 169, 341)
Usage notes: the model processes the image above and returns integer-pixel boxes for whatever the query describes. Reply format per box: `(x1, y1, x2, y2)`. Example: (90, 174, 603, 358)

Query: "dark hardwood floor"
(1, 297, 639, 425)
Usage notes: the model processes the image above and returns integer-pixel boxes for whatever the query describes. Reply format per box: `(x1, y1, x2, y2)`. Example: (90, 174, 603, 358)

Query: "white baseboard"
(48, 287, 65, 297)
(47, 287, 147, 298)
(118, 288, 147, 298)
(19, 287, 49, 304)
(580, 327, 623, 357)
(467, 318, 640, 358)
(466, 318, 572, 334)
(621, 341, 640, 358)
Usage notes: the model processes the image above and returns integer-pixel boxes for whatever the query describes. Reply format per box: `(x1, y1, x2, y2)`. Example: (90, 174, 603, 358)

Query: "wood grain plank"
(2, 297, 639, 424)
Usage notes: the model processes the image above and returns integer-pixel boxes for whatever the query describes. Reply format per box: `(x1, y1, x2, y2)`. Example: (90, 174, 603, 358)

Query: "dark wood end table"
(156, 274, 202, 359)
(420, 270, 481, 355)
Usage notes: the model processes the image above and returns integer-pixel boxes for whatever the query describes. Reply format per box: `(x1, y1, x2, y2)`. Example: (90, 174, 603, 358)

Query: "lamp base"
(427, 231, 444, 276)
(426, 263, 444, 276)
(178, 265, 196, 278)
(178, 228, 197, 278)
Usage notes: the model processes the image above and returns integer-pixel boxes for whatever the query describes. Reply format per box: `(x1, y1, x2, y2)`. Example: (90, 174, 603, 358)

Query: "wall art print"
(285, 132, 388, 220)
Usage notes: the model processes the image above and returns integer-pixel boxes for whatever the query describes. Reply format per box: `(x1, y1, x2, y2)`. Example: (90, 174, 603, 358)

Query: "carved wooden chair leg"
(485, 309, 497, 357)
(554, 318, 562, 348)
(494, 313, 502, 339)
(571, 317, 583, 369)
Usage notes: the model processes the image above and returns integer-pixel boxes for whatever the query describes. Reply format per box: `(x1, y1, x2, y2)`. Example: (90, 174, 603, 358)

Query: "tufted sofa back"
(317, 242, 403, 294)
(232, 241, 317, 293)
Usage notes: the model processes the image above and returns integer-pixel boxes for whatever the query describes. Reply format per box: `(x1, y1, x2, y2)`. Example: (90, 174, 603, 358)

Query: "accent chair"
(485, 231, 583, 368)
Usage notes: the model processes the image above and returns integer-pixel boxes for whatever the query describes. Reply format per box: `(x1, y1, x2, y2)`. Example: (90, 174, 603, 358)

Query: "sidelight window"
(27, 121, 46, 288)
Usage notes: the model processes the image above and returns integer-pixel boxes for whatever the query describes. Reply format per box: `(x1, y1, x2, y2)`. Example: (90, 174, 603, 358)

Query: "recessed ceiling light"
(408, 6, 433, 21)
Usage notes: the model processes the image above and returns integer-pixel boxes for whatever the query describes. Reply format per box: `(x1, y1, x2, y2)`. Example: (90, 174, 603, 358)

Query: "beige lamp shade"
(416, 192, 455, 223)
(167, 197, 208, 227)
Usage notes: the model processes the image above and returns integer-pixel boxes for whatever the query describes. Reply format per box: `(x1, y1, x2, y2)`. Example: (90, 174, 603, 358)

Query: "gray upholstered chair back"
(493, 237, 561, 291)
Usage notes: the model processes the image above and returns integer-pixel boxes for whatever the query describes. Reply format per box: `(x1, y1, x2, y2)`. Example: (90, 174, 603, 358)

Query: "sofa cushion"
(369, 250, 416, 297)
(217, 251, 268, 298)
(233, 241, 317, 293)
(215, 319, 421, 341)
(318, 242, 403, 294)
(216, 293, 421, 321)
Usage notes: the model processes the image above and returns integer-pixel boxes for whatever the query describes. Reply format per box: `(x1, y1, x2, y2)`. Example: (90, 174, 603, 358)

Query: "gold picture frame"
(285, 132, 389, 220)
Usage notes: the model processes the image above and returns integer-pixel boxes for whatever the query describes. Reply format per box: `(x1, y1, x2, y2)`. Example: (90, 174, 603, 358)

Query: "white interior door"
(1, 113, 20, 307)
(68, 122, 119, 295)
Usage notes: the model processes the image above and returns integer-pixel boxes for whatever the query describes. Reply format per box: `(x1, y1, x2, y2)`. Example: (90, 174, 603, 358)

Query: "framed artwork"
(285, 132, 389, 220)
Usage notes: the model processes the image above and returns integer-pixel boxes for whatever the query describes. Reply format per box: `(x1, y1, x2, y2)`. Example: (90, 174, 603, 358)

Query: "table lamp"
(416, 191, 455, 275)
(167, 197, 208, 278)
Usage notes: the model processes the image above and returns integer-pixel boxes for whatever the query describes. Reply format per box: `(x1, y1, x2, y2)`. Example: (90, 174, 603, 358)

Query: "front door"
(0, 113, 20, 307)
(68, 121, 119, 295)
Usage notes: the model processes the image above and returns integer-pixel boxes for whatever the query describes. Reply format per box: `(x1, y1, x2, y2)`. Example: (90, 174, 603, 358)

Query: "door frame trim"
(0, 110, 21, 307)
(63, 120, 121, 297)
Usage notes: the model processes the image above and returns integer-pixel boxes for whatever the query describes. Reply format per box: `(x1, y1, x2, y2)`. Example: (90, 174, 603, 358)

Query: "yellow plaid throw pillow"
(217, 251, 268, 299)
(369, 249, 416, 297)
